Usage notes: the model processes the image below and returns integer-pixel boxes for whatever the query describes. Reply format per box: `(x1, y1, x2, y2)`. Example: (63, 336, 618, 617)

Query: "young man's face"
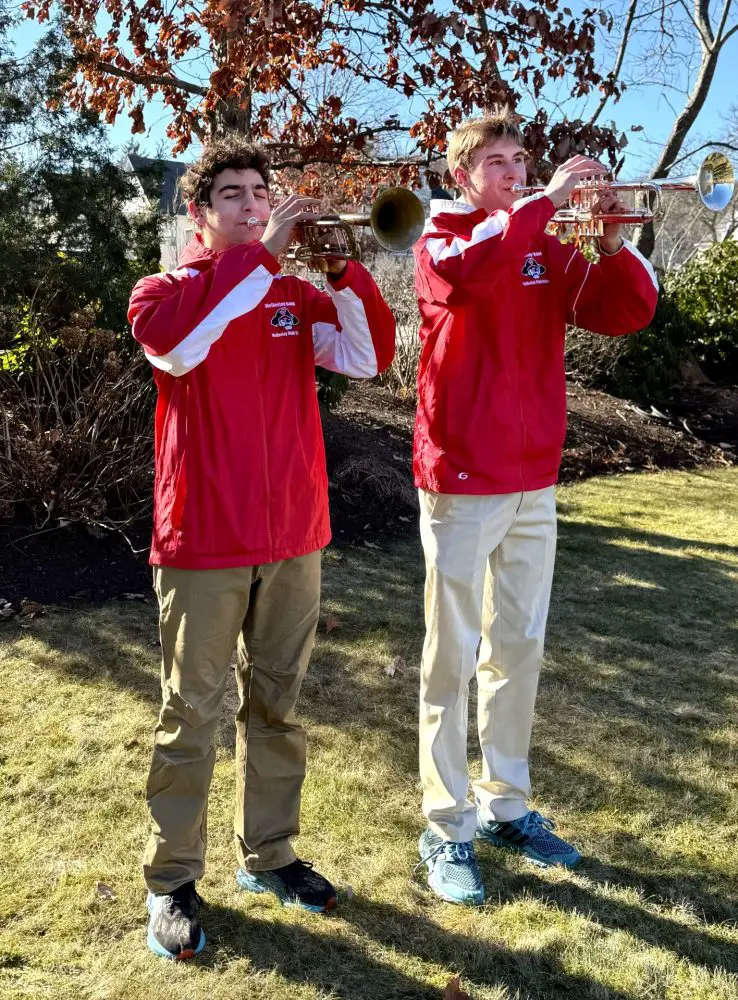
(453, 138, 527, 214)
(189, 167, 271, 251)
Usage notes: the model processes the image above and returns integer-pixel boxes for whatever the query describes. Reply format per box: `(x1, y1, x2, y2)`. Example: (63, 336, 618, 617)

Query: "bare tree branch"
(95, 61, 207, 97)
(712, 0, 735, 47)
(669, 139, 738, 168)
(719, 20, 738, 45)
(588, 0, 638, 126)
(636, 0, 737, 254)
(694, 0, 715, 47)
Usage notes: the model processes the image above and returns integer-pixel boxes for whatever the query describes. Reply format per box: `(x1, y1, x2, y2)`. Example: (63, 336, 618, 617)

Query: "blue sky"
(10, 10, 737, 180)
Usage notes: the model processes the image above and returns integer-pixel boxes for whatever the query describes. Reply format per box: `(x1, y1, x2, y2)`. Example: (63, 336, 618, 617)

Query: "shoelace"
(166, 884, 203, 915)
(517, 810, 556, 837)
(277, 859, 329, 891)
(414, 839, 474, 876)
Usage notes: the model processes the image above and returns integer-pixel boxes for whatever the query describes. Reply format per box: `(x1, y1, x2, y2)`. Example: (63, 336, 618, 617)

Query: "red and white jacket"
(129, 235, 395, 569)
(413, 194, 659, 495)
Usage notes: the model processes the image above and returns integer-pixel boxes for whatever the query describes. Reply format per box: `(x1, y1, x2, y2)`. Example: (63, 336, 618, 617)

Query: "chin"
(235, 229, 260, 245)
(480, 192, 512, 214)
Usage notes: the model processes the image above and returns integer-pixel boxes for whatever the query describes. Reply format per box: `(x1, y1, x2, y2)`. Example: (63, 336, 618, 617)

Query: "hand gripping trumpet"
(511, 153, 735, 240)
(247, 187, 426, 268)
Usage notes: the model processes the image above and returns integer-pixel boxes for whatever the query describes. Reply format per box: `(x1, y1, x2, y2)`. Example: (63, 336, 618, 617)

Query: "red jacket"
(413, 194, 659, 495)
(129, 235, 395, 569)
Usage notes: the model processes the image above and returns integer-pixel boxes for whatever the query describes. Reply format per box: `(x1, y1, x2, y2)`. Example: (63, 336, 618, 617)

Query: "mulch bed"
(1, 382, 735, 607)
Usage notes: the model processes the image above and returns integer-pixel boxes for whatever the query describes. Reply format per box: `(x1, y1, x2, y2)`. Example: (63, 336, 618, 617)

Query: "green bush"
(568, 240, 738, 401)
(607, 291, 692, 400)
(667, 240, 738, 376)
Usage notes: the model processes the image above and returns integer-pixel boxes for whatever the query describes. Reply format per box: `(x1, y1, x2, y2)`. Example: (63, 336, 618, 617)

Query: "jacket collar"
(429, 198, 478, 219)
(178, 232, 222, 269)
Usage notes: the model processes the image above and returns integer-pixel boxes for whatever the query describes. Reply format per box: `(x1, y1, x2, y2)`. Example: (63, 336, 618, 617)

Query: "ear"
(188, 200, 206, 228)
(451, 166, 468, 190)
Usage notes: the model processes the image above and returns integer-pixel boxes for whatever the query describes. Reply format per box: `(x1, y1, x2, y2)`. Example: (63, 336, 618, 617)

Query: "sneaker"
(476, 809, 581, 868)
(236, 859, 337, 913)
(146, 881, 206, 960)
(415, 828, 485, 906)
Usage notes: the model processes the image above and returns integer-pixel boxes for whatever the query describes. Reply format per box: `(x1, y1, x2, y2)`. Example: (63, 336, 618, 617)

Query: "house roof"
(123, 153, 188, 216)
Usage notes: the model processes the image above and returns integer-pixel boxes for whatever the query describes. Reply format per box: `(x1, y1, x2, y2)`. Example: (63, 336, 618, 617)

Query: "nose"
(240, 190, 257, 212)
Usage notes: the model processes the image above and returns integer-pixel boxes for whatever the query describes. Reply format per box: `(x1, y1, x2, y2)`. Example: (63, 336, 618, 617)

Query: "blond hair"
(447, 112, 524, 175)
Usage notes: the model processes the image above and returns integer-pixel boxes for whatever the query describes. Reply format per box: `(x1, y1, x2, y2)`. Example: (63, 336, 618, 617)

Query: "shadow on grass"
(472, 853, 738, 974)
(199, 897, 636, 1000)
(10, 510, 738, 987)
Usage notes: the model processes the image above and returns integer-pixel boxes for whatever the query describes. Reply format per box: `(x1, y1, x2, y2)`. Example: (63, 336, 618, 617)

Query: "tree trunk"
(635, 0, 730, 258)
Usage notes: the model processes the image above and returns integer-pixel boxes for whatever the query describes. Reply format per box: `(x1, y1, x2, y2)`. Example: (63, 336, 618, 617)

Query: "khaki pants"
(143, 551, 321, 894)
(419, 487, 557, 843)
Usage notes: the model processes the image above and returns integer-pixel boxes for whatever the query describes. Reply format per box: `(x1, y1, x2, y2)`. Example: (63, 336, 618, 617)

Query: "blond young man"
(413, 113, 658, 905)
(128, 138, 395, 957)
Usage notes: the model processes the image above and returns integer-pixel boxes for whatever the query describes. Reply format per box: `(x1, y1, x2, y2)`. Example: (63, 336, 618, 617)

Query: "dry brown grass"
(1, 469, 737, 1000)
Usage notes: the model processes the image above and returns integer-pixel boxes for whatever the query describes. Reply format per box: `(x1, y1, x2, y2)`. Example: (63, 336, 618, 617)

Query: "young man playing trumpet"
(413, 112, 658, 905)
(128, 137, 395, 958)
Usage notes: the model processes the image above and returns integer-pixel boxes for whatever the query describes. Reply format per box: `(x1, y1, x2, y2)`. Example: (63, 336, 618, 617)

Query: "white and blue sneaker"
(476, 809, 581, 868)
(415, 828, 485, 906)
(146, 881, 206, 960)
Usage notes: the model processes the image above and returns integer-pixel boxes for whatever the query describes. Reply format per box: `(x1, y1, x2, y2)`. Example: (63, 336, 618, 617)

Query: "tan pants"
(419, 487, 557, 843)
(143, 551, 321, 894)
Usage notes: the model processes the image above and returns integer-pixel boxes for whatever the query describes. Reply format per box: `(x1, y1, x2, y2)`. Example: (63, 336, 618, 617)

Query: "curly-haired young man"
(128, 137, 395, 958)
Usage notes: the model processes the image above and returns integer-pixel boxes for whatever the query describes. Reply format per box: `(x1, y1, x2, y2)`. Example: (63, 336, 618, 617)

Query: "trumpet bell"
(696, 152, 734, 212)
(370, 187, 426, 252)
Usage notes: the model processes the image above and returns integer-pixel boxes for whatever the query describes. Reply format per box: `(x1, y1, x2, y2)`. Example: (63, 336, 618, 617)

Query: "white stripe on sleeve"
(425, 213, 505, 264)
(621, 239, 659, 292)
(312, 286, 378, 378)
(598, 238, 659, 292)
(145, 264, 274, 377)
(168, 266, 200, 279)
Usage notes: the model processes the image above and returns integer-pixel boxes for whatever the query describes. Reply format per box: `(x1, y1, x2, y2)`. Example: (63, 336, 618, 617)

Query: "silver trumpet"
(247, 187, 426, 266)
(511, 153, 734, 238)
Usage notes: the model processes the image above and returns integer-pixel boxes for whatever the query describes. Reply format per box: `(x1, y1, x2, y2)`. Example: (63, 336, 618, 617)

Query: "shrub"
(667, 240, 738, 378)
(0, 309, 154, 526)
(371, 254, 420, 399)
(565, 327, 628, 388)
(567, 240, 738, 400)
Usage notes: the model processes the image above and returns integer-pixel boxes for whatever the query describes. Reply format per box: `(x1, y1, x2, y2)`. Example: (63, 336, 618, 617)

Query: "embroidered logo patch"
(270, 306, 300, 335)
(521, 255, 547, 280)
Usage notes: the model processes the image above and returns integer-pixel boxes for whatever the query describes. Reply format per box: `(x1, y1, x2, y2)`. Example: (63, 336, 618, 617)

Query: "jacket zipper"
(516, 323, 527, 492)
(254, 357, 274, 557)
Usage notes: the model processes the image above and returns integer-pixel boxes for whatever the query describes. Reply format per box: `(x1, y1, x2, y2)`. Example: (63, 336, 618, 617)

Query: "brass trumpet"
(511, 153, 735, 238)
(247, 187, 426, 267)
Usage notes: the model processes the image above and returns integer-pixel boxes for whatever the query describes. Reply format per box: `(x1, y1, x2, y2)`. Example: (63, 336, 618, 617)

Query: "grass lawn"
(1, 468, 737, 1000)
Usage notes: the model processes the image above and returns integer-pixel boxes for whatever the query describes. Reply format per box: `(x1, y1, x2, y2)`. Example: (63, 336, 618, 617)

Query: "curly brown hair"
(180, 136, 271, 206)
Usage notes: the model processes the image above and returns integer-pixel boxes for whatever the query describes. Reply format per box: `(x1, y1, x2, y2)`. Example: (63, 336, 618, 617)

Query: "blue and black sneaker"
(146, 881, 206, 961)
(236, 859, 337, 913)
(415, 828, 485, 906)
(476, 809, 581, 868)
